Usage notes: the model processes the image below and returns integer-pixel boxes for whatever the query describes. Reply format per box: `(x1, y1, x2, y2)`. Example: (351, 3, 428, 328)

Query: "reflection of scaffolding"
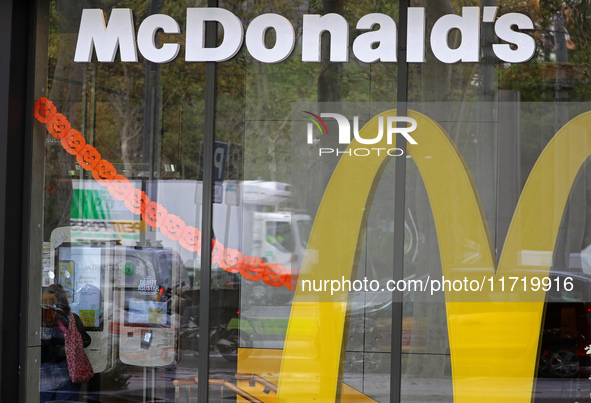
(173, 376, 270, 403)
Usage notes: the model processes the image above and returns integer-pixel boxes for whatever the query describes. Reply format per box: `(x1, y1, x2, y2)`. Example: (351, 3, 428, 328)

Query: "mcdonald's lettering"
(74, 8, 535, 64)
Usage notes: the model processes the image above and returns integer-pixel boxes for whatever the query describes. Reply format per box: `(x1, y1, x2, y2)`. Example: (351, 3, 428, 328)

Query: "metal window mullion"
(1, 0, 38, 402)
(198, 0, 219, 401)
(390, 0, 410, 401)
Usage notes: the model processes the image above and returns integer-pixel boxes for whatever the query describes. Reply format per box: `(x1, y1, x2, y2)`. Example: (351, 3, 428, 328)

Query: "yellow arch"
(276, 109, 591, 402)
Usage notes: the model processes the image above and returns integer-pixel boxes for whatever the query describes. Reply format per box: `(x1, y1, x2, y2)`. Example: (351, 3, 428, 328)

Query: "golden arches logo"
(273, 109, 591, 402)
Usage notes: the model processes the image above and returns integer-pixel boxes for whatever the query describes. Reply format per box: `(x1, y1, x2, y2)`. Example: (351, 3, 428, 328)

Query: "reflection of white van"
(184, 211, 311, 291)
(251, 212, 311, 268)
(60, 179, 312, 267)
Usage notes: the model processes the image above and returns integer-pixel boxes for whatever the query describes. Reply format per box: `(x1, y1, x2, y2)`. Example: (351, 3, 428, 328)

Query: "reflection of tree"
(46, 0, 89, 233)
(499, 0, 591, 103)
(250, 62, 279, 179)
(499, 0, 591, 272)
(102, 65, 145, 174)
(222, 0, 317, 184)
(421, 0, 453, 103)
(45, 0, 209, 237)
(318, 0, 344, 103)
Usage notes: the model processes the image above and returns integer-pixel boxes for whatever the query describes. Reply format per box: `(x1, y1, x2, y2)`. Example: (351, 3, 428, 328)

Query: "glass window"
(27, 0, 591, 402)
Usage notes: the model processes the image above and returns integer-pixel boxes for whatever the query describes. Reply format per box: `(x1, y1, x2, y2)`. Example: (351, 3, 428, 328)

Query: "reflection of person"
(40, 284, 91, 403)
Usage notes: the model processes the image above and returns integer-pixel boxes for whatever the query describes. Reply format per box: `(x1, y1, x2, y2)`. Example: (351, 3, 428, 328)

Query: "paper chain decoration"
(34, 97, 298, 291)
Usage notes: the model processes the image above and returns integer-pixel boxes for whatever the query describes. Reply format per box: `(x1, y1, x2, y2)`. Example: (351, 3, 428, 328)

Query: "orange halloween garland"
(34, 97, 297, 291)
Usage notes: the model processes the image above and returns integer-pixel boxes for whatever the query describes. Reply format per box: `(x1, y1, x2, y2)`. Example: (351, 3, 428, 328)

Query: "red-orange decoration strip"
(34, 97, 298, 291)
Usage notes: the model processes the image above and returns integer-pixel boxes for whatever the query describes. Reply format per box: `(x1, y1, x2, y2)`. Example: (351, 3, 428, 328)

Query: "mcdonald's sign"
(237, 108, 591, 402)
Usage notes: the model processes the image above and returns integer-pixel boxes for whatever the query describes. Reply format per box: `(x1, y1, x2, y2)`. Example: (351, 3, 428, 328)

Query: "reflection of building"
(2, 1, 591, 402)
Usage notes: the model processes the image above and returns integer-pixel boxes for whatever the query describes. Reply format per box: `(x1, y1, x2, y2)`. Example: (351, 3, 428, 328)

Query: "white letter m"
(74, 9, 138, 63)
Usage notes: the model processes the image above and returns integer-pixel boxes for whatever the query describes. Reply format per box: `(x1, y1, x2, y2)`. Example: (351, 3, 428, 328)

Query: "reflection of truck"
(240, 181, 311, 268)
(186, 209, 311, 284)
(189, 180, 312, 271)
(62, 179, 311, 271)
(246, 211, 310, 266)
